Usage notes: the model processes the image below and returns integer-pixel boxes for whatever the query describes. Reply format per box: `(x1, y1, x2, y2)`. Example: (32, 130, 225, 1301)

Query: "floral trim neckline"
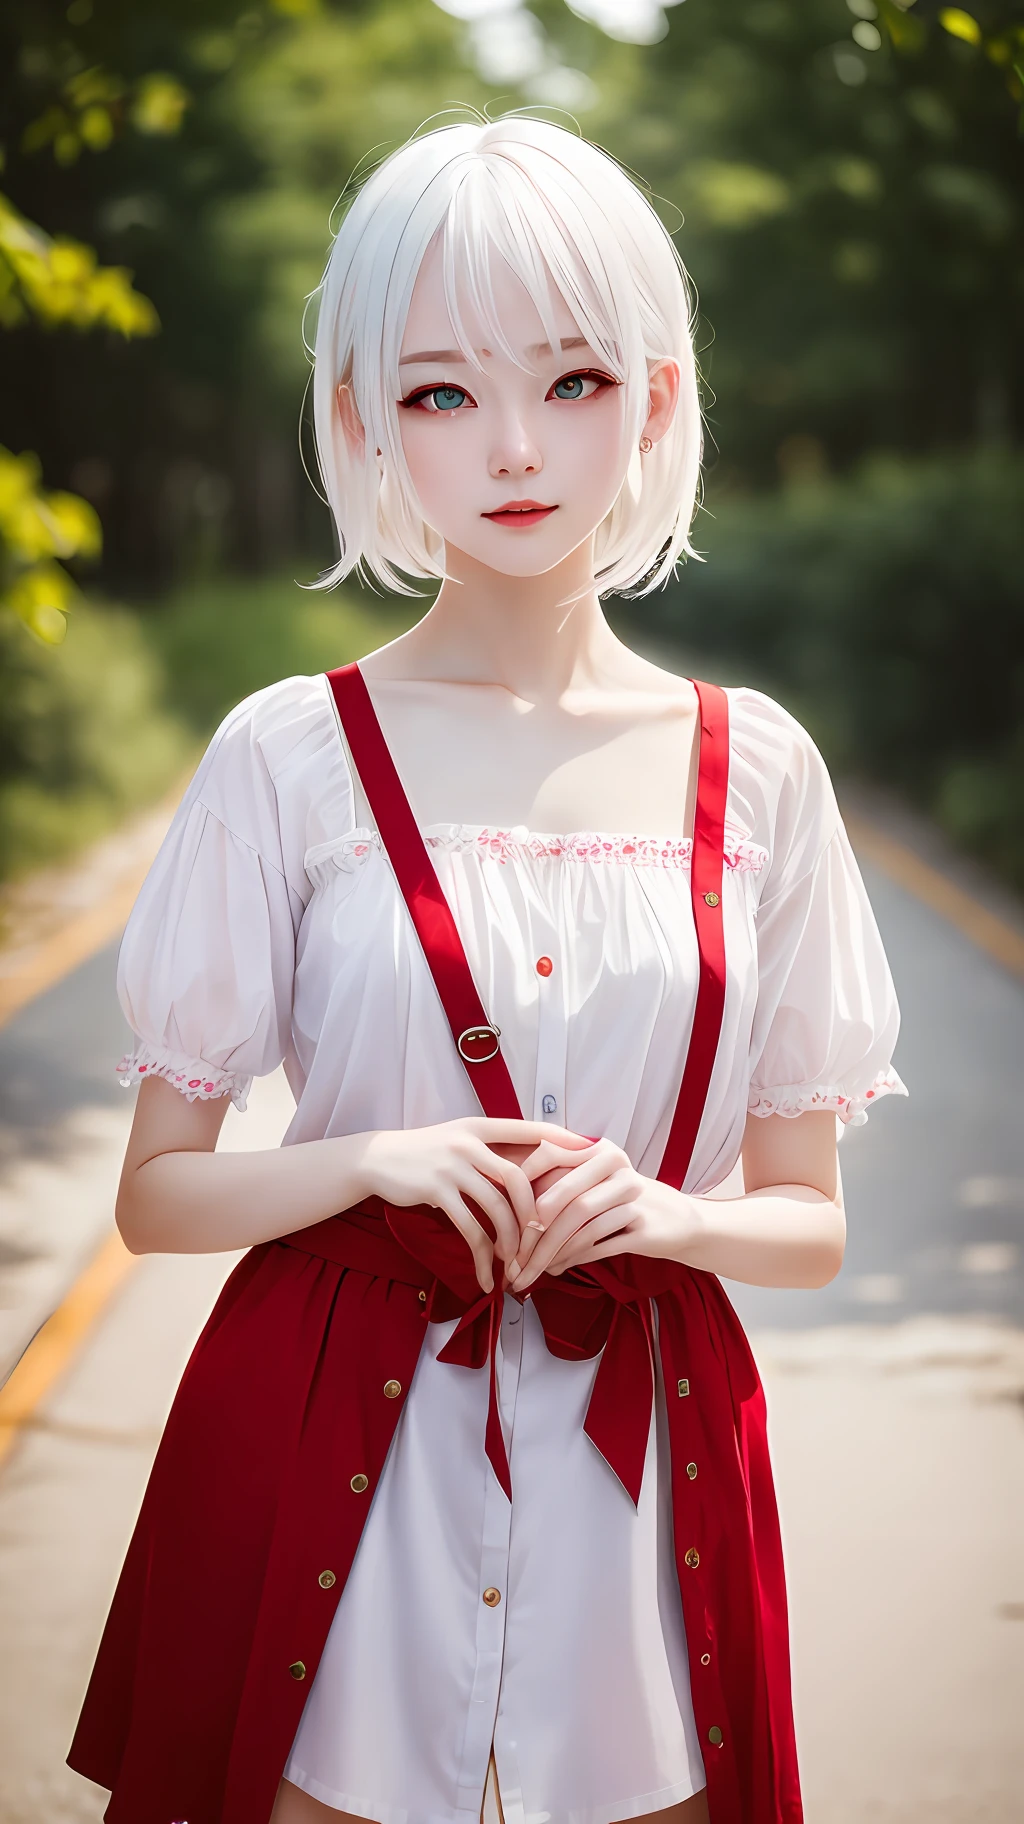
(309, 823, 768, 874)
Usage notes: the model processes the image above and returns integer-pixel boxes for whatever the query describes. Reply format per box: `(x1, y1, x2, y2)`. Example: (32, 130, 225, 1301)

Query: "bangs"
(436, 158, 628, 388)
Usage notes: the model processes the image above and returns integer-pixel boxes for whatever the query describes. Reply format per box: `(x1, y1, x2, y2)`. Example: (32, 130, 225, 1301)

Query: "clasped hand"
(356, 1117, 699, 1294)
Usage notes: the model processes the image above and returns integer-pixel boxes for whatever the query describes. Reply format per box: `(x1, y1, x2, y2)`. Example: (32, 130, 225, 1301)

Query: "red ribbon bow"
(385, 1204, 686, 1505)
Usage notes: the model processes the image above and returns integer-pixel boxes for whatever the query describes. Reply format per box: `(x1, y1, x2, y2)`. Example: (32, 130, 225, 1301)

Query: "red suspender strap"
(326, 663, 729, 1183)
(327, 662, 523, 1122)
(656, 679, 730, 1190)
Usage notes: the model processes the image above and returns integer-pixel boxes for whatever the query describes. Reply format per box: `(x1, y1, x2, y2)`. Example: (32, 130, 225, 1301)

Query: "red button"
(536, 956, 553, 977)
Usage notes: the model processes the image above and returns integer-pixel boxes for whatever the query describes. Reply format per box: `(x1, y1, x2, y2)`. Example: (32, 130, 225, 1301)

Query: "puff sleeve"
(746, 714, 908, 1128)
(116, 692, 306, 1111)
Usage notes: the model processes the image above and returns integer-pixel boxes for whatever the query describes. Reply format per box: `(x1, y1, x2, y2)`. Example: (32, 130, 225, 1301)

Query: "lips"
(482, 499, 558, 528)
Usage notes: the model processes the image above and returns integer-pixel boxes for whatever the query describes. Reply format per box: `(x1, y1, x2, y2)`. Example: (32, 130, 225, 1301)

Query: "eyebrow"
(398, 335, 591, 366)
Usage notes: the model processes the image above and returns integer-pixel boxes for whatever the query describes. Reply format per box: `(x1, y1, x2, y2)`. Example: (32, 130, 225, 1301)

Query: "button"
(703, 890, 720, 908)
(289, 1661, 306, 1681)
(535, 955, 553, 977)
(700, 1653, 711, 1666)
(684, 1547, 700, 1569)
(686, 1461, 698, 1480)
(677, 1378, 690, 1397)
(708, 1725, 723, 1746)
(350, 1473, 369, 1493)
(482, 1587, 502, 1607)
(542, 1094, 558, 1115)
(318, 1570, 336, 1589)
(383, 1380, 402, 1398)
(418, 1289, 427, 1304)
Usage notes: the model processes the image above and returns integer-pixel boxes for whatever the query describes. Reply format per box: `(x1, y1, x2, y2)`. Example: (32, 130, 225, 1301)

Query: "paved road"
(0, 821, 1023, 1824)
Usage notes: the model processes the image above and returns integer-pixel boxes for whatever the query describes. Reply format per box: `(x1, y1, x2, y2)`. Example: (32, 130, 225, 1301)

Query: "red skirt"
(68, 1204, 802, 1824)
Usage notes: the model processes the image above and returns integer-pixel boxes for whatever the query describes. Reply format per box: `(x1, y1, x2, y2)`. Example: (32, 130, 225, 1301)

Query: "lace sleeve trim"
(747, 1066, 908, 1128)
(117, 1043, 251, 1111)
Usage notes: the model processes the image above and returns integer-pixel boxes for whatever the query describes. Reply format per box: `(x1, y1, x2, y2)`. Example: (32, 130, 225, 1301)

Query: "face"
(384, 238, 636, 580)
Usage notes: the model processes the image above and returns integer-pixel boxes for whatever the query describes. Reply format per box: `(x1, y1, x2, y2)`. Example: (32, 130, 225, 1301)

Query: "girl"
(69, 115, 906, 1824)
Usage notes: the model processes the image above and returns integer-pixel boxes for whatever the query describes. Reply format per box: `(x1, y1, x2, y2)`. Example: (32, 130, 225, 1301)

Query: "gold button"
(708, 1725, 723, 1746)
(684, 1547, 700, 1569)
(289, 1661, 306, 1681)
(383, 1380, 402, 1399)
(350, 1473, 369, 1493)
(686, 1461, 698, 1480)
(482, 1586, 502, 1607)
(700, 1652, 711, 1666)
(703, 891, 720, 908)
(677, 1378, 690, 1397)
(318, 1570, 336, 1589)
(418, 1289, 427, 1304)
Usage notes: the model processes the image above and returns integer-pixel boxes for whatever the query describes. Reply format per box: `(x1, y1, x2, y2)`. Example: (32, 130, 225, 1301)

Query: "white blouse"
(116, 672, 906, 1824)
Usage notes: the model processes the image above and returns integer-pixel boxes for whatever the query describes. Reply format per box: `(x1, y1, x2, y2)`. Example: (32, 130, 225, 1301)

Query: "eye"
(548, 370, 616, 403)
(400, 384, 474, 414)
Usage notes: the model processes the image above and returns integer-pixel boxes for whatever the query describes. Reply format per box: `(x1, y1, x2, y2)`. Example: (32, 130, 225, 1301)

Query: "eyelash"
(398, 369, 620, 413)
(547, 368, 619, 402)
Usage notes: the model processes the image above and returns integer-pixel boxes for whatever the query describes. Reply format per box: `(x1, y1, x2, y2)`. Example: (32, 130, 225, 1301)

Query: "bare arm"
(511, 1109, 846, 1291)
(114, 1075, 590, 1289)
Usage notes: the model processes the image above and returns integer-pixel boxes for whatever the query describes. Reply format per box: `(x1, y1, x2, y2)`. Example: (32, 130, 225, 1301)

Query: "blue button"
(542, 1094, 558, 1115)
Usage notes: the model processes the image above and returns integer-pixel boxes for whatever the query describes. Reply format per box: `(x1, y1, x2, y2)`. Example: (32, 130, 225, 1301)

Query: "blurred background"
(2, 0, 1023, 884)
(0, 2, 1023, 1821)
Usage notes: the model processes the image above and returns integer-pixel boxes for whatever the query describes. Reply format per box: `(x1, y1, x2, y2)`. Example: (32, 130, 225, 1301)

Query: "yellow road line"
(0, 772, 190, 1032)
(0, 862, 156, 1031)
(0, 1231, 138, 1470)
(845, 814, 1024, 985)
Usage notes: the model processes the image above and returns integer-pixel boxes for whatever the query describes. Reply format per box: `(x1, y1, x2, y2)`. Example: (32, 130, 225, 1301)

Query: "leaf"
(877, 0, 926, 51)
(79, 105, 115, 152)
(0, 193, 158, 336)
(939, 9, 982, 46)
(131, 73, 190, 136)
(3, 562, 76, 644)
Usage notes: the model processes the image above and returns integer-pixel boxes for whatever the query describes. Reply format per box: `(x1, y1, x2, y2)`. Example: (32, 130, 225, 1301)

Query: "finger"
(545, 1201, 638, 1274)
(436, 1192, 495, 1292)
(519, 1139, 598, 1184)
(533, 1150, 620, 1223)
(476, 1120, 593, 1151)
(455, 1165, 521, 1265)
(470, 1145, 537, 1238)
(515, 1173, 639, 1288)
(564, 1225, 638, 1267)
(513, 1208, 553, 1272)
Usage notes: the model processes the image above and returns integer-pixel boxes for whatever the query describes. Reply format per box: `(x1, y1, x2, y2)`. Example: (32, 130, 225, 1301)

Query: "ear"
(641, 358, 681, 449)
(336, 382, 366, 460)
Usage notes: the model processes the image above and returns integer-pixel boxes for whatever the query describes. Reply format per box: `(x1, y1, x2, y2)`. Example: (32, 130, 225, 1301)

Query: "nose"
(488, 408, 542, 482)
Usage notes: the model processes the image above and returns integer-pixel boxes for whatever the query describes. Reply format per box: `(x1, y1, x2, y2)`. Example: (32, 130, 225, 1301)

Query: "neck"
(401, 537, 625, 702)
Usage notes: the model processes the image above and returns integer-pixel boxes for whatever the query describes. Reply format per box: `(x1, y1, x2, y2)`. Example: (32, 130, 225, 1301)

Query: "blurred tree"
(530, 0, 1024, 491)
(0, 0, 335, 605)
(0, 183, 156, 642)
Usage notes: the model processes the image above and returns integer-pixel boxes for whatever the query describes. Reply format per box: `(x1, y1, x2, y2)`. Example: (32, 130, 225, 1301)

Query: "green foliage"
(0, 446, 102, 643)
(557, 0, 1024, 487)
(0, 570, 417, 883)
(0, 191, 158, 336)
(0, 601, 191, 882)
(629, 453, 1024, 884)
(148, 569, 419, 733)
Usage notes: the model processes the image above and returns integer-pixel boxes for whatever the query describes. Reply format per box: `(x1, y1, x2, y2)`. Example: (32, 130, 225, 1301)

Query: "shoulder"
(199, 673, 339, 784)
(723, 685, 840, 879)
(189, 673, 356, 881)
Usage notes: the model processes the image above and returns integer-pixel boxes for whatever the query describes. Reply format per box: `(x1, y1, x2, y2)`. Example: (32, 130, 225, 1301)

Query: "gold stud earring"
(639, 436, 653, 454)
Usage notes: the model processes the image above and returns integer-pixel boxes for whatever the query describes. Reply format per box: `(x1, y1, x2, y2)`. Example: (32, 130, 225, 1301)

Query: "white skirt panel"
(284, 1296, 705, 1824)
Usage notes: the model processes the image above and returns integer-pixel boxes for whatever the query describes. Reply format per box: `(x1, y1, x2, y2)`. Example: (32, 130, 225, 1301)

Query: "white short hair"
(309, 113, 703, 597)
